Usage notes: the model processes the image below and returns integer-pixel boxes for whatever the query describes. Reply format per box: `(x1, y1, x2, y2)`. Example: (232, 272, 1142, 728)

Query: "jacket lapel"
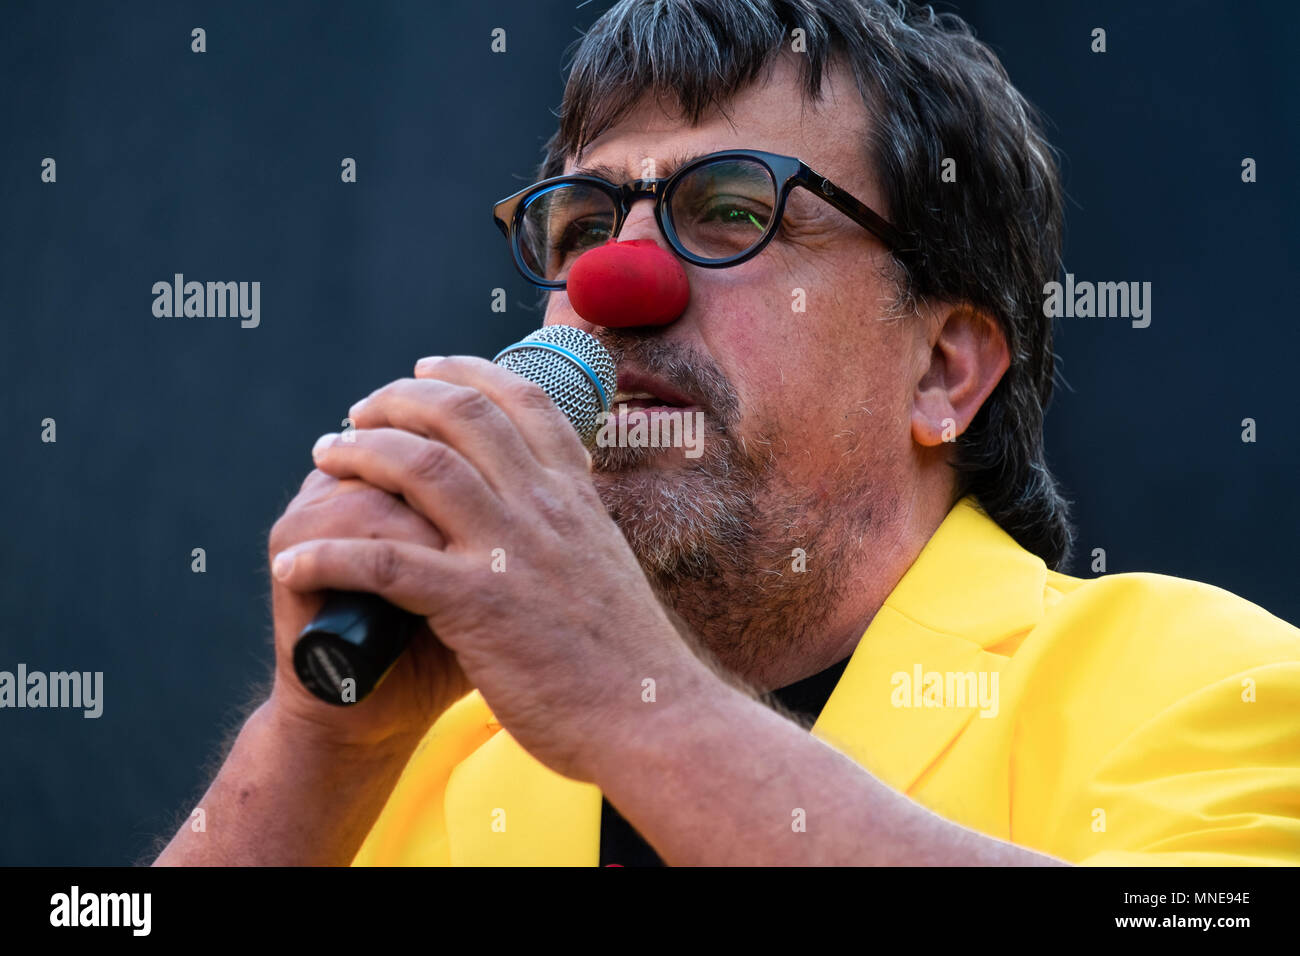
(813, 497, 1046, 795)
(443, 720, 601, 866)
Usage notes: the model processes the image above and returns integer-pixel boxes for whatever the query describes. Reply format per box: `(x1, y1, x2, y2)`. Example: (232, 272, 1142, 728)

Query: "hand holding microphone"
(267, 332, 696, 780)
(286, 236, 689, 713)
(291, 325, 617, 706)
(266, 239, 692, 776)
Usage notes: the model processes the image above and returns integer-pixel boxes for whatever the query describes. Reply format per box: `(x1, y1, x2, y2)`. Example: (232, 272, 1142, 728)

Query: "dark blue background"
(2, 1, 1295, 864)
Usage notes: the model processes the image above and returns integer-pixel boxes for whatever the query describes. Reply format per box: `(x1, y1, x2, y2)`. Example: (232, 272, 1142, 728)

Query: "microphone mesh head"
(492, 325, 616, 447)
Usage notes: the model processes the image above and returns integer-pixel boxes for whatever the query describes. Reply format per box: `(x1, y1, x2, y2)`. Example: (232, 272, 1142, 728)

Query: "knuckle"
(268, 515, 294, 554)
(528, 484, 580, 536)
(350, 386, 383, 417)
(369, 543, 404, 590)
(285, 471, 335, 514)
(341, 484, 403, 526)
(272, 481, 403, 553)
(364, 486, 403, 521)
(297, 468, 331, 495)
(507, 379, 554, 415)
(370, 379, 406, 401)
(442, 385, 495, 423)
(409, 441, 455, 483)
(354, 379, 408, 416)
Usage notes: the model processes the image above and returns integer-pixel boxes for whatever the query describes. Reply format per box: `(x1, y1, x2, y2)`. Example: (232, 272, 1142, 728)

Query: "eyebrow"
(569, 150, 706, 182)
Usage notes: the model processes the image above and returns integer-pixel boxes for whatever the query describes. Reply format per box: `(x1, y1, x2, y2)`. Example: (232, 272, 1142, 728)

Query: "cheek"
(726, 327, 916, 488)
(690, 274, 825, 405)
(685, 257, 913, 474)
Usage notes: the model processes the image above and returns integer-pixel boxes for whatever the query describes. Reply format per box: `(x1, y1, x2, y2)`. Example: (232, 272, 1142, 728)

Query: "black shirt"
(598, 655, 852, 866)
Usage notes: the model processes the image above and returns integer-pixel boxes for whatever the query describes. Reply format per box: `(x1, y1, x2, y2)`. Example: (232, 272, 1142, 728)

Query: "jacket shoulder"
(1041, 568, 1300, 663)
(1012, 571, 1300, 865)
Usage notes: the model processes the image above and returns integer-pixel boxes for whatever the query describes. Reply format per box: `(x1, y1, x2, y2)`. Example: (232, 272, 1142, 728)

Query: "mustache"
(593, 332, 741, 429)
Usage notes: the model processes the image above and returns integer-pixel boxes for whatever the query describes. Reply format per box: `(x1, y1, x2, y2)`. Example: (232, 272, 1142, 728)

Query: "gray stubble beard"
(592, 427, 867, 684)
(586, 336, 887, 684)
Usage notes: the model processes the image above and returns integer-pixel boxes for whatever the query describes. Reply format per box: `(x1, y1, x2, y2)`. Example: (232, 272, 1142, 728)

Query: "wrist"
(257, 692, 424, 766)
(584, 647, 734, 789)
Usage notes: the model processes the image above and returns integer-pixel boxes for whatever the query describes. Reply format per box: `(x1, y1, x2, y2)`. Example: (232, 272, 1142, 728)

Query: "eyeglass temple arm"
(796, 169, 908, 252)
(492, 202, 514, 238)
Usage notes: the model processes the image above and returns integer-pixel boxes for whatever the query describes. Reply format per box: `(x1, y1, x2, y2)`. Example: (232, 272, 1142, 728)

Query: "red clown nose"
(566, 239, 690, 327)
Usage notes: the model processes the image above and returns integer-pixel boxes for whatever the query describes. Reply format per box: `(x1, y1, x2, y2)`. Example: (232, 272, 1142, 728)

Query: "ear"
(911, 305, 1010, 447)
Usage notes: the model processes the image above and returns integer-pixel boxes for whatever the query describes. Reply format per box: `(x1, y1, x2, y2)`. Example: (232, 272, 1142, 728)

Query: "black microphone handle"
(293, 591, 422, 705)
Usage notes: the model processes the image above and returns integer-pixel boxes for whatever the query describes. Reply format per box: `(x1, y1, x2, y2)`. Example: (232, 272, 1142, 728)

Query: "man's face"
(543, 56, 931, 673)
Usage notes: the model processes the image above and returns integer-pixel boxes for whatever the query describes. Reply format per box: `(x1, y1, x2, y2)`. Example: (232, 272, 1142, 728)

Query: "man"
(156, 0, 1300, 866)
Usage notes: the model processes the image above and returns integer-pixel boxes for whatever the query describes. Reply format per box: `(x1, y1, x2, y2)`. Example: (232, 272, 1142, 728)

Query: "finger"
(344, 377, 536, 493)
(409, 355, 589, 472)
(287, 466, 336, 504)
(271, 538, 460, 618)
(269, 479, 444, 556)
(310, 428, 500, 543)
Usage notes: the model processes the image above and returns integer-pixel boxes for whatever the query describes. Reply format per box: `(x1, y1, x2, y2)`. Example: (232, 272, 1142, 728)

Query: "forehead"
(563, 55, 875, 191)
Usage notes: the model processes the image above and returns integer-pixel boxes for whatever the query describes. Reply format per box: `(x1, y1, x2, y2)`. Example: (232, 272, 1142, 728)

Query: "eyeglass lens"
(516, 157, 777, 282)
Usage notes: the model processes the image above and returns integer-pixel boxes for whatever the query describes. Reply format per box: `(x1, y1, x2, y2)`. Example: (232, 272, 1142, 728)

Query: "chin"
(590, 444, 684, 473)
(592, 465, 755, 582)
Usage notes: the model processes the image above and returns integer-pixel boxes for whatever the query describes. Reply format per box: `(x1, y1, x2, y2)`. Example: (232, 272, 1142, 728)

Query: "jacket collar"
(812, 496, 1048, 792)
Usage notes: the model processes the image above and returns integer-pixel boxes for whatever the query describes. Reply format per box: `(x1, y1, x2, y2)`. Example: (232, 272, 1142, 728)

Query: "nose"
(565, 231, 691, 328)
(615, 197, 660, 244)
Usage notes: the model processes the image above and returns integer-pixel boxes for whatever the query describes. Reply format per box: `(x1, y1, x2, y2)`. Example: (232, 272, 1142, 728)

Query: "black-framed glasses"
(492, 148, 908, 289)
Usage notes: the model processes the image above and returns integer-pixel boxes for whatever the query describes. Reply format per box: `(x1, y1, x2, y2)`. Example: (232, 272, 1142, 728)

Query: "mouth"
(611, 367, 699, 413)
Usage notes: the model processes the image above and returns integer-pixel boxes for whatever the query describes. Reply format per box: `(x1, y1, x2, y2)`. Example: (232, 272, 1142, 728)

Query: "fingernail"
(583, 447, 593, 472)
(415, 356, 444, 374)
(271, 551, 294, 580)
(312, 433, 337, 458)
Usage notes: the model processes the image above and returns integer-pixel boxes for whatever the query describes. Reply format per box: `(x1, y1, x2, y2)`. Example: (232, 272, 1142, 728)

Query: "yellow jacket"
(353, 496, 1300, 865)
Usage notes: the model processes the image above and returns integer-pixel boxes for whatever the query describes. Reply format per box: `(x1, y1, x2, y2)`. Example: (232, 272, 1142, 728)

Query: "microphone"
(292, 325, 617, 705)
